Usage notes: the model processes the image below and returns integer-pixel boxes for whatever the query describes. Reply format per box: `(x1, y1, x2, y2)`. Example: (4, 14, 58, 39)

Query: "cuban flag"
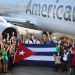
(14, 43, 57, 66)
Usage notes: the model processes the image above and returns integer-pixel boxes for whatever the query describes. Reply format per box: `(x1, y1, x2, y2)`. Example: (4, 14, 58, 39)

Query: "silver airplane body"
(0, 0, 75, 35)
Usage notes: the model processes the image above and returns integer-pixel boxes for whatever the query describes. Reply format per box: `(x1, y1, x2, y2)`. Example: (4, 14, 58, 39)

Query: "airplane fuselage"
(0, 0, 75, 34)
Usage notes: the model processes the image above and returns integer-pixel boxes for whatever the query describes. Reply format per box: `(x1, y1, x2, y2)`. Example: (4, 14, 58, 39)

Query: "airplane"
(0, 16, 17, 39)
(0, 0, 75, 39)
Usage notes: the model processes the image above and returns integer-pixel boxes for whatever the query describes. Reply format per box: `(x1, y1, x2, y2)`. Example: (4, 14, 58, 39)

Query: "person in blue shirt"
(42, 32, 56, 46)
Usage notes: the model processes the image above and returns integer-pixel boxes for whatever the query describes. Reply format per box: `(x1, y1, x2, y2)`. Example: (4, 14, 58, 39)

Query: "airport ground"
(0, 66, 67, 75)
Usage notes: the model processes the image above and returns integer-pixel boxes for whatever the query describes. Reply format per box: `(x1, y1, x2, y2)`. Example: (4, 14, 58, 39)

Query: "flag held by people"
(14, 43, 33, 63)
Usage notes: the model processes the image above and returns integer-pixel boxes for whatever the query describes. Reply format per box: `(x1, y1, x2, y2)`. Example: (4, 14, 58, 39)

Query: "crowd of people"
(19, 31, 75, 75)
(0, 32, 16, 73)
(0, 31, 54, 73)
(0, 31, 75, 75)
(23, 31, 75, 75)
(53, 37, 75, 75)
(24, 32, 55, 45)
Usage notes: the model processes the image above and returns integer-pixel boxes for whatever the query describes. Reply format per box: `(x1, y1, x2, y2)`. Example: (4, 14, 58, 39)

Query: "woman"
(54, 53, 61, 71)
(2, 47, 8, 72)
(8, 44, 15, 70)
(62, 50, 69, 72)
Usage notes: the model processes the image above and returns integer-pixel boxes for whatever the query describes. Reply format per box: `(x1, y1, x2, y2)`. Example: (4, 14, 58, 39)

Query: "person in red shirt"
(70, 46, 75, 75)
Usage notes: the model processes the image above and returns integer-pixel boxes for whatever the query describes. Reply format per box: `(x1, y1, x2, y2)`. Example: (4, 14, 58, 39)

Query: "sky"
(0, 0, 75, 7)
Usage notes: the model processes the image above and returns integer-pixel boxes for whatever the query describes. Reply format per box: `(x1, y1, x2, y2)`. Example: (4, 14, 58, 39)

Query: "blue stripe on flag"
(15, 60, 55, 67)
(24, 44, 57, 48)
(33, 52, 57, 56)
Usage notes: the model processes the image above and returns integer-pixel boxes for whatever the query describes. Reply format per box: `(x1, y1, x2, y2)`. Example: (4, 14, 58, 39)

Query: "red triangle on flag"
(14, 43, 33, 63)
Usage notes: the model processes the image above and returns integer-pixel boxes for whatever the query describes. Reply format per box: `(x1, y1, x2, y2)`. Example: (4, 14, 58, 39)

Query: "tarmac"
(0, 66, 68, 75)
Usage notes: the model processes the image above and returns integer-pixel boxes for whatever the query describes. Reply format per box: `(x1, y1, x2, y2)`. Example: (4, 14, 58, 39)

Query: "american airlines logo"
(26, 0, 75, 22)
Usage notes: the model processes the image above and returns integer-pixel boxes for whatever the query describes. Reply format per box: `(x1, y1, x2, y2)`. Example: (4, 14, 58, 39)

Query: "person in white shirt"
(25, 34, 33, 44)
(25, 33, 41, 44)
(36, 40, 41, 44)
(62, 50, 69, 72)
(31, 35, 41, 44)
(25, 39, 33, 44)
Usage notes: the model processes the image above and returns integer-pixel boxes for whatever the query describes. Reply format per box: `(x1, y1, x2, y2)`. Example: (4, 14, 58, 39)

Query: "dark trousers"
(54, 63, 61, 71)
(8, 56, 13, 70)
(63, 61, 68, 72)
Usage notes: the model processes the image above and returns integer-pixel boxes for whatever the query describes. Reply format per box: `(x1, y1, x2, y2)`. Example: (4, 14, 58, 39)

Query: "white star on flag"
(19, 50, 25, 55)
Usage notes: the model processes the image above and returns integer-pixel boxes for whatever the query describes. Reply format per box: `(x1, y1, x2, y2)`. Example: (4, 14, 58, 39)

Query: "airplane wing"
(0, 10, 49, 32)
(2, 15, 41, 30)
